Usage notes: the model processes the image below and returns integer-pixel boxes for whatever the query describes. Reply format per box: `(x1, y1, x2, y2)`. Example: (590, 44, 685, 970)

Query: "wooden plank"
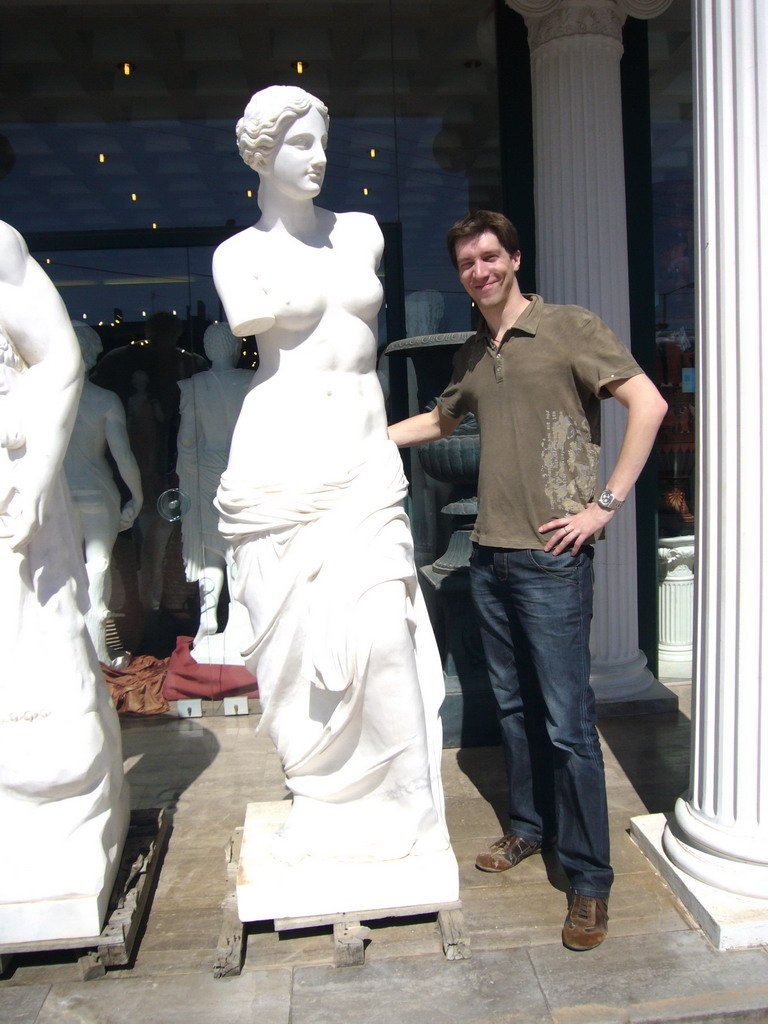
(438, 908, 471, 961)
(97, 807, 170, 966)
(0, 808, 169, 975)
(272, 900, 468, 968)
(78, 950, 106, 981)
(274, 900, 463, 932)
(333, 921, 370, 967)
(212, 828, 245, 979)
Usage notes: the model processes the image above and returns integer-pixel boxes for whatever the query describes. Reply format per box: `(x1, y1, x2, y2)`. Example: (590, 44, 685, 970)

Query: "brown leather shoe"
(475, 834, 544, 872)
(562, 893, 609, 950)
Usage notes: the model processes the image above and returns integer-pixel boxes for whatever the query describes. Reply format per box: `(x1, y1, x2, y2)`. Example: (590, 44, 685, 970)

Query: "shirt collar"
(476, 294, 542, 348)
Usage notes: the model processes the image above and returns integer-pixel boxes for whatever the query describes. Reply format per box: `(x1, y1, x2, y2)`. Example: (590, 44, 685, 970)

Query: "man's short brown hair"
(446, 211, 521, 268)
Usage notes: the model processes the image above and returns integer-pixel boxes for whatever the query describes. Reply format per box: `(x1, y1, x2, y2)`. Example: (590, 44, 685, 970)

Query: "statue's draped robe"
(217, 439, 449, 862)
(0, 329, 128, 909)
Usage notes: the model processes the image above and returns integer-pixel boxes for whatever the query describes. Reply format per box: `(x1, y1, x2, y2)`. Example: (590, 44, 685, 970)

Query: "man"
(388, 211, 667, 951)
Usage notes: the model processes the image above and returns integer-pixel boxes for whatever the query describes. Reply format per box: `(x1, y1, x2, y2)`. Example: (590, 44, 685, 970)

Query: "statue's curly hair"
(236, 86, 329, 171)
(203, 322, 241, 363)
(72, 322, 102, 371)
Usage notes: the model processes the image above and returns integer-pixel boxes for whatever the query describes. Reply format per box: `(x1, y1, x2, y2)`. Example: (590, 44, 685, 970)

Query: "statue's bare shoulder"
(0, 220, 28, 287)
(331, 210, 384, 264)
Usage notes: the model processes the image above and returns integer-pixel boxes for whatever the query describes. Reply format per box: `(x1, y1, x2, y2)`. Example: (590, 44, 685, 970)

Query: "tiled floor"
(2, 683, 768, 1023)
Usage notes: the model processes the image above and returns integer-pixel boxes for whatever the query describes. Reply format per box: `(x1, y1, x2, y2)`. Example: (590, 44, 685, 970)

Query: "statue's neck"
(256, 183, 319, 241)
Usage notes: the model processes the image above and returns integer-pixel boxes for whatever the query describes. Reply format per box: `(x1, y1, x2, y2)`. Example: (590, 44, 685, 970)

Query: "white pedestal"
(657, 536, 694, 682)
(0, 892, 114, 946)
(630, 813, 768, 951)
(0, 815, 126, 945)
(237, 801, 460, 924)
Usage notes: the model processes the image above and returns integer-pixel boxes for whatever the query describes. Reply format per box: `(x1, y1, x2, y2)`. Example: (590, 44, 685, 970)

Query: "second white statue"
(213, 87, 451, 868)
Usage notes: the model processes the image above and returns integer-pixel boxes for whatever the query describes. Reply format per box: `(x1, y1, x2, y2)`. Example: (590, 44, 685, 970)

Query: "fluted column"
(506, 0, 672, 703)
(660, 0, 768, 900)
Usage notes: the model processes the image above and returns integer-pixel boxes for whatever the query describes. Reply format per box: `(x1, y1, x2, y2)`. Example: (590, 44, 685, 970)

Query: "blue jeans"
(469, 544, 613, 899)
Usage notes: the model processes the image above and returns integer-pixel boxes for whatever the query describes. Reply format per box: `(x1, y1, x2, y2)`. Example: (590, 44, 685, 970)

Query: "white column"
(660, 0, 768, 900)
(506, 0, 672, 703)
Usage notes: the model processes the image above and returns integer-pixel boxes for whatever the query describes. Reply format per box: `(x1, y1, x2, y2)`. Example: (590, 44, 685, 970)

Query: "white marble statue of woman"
(64, 323, 143, 665)
(0, 221, 128, 942)
(213, 86, 450, 864)
(176, 322, 253, 654)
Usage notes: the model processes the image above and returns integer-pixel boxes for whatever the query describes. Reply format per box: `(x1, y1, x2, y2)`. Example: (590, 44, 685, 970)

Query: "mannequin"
(0, 220, 128, 940)
(176, 322, 253, 650)
(213, 86, 449, 864)
(64, 323, 143, 664)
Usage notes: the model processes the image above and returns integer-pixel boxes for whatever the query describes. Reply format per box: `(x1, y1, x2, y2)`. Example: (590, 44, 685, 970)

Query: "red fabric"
(162, 636, 258, 701)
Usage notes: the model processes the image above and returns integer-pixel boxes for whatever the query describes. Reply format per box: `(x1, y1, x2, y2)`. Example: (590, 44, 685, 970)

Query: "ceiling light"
(363, 188, 369, 196)
(370, 148, 376, 158)
(290, 61, 307, 74)
(119, 63, 135, 76)
(99, 153, 105, 163)
(131, 193, 137, 201)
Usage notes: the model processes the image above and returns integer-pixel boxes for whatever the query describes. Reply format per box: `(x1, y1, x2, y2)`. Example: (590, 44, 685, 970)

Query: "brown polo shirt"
(437, 294, 643, 549)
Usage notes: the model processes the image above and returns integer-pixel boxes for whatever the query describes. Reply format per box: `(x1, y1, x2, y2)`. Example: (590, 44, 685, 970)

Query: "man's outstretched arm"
(388, 404, 463, 448)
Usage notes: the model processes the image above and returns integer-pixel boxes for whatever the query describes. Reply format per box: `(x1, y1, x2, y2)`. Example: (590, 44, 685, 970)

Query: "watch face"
(599, 490, 615, 508)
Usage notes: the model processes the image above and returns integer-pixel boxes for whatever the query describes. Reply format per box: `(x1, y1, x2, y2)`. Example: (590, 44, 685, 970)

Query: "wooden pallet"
(213, 827, 470, 973)
(277, 902, 471, 967)
(213, 826, 245, 978)
(0, 808, 170, 980)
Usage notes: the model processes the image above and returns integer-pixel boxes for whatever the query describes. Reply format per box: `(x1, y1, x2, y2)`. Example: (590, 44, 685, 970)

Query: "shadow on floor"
(597, 708, 691, 814)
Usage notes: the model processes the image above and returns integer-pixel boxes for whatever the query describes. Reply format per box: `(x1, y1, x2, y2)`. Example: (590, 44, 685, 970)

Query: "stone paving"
(2, 683, 768, 1023)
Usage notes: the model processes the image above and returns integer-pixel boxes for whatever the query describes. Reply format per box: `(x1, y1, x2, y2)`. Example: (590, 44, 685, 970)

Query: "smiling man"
(389, 210, 667, 951)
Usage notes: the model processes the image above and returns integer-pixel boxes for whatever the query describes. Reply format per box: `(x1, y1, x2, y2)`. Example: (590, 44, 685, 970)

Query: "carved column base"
(630, 812, 768, 951)
(590, 653, 676, 716)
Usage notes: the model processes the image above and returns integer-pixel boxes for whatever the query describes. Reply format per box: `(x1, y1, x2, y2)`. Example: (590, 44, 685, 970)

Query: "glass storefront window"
(0, 0, 501, 661)
(647, 0, 695, 683)
(647, 0, 695, 538)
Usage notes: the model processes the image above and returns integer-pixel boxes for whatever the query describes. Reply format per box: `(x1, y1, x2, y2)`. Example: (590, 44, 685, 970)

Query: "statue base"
(236, 801, 459, 923)
(0, 806, 128, 945)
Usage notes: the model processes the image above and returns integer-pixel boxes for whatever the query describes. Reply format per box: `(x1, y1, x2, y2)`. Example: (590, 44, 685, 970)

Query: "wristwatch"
(597, 488, 625, 511)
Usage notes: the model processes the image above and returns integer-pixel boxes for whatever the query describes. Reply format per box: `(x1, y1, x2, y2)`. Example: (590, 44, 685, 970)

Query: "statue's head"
(236, 86, 329, 173)
(72, 322, 102, 371)
(203, 322, 241, 365)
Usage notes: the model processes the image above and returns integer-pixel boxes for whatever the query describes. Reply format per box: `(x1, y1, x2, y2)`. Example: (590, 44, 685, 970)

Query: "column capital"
(619, 0, 674, 17)
(505, 0, 625, 50)
(504, 0, 675, 49)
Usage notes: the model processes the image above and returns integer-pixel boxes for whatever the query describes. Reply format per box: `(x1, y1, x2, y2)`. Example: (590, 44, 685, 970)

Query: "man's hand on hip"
(538, 504, 614, 556)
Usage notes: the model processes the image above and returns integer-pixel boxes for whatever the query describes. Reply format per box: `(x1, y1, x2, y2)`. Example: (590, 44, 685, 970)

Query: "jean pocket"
(526, 547, 583, 582)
